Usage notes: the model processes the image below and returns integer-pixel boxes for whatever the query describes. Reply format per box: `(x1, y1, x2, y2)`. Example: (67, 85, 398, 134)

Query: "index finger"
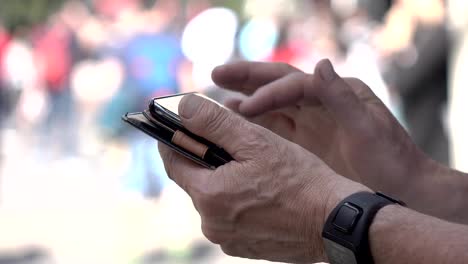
(212, 61, 301, 95)
(239, 59, 369, 131)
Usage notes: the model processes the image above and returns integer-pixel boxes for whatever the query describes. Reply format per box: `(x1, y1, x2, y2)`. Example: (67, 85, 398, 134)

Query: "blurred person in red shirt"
(0, 24, 10, 162)
(0, 25, 11, 116)
(0, 25, 10, 84)
(33, 13, 77, 157)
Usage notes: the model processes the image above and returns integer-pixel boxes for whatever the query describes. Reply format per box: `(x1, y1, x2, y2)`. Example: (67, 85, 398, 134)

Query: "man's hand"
(158, 94, 368, 263)
(212, 59, 439, 213)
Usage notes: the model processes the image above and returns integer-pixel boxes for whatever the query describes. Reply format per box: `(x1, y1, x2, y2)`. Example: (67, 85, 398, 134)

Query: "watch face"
(323, 238, 357, 264)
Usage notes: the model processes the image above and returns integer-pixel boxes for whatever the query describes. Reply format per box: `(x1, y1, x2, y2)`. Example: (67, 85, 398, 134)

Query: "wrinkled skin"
(159, 93, 367, 263)
(214, 59, 431, 204)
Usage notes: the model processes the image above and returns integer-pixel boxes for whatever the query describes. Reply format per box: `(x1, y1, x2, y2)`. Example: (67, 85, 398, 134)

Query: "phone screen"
(154, 93, 223, 116)
(154, 94, 186, 115)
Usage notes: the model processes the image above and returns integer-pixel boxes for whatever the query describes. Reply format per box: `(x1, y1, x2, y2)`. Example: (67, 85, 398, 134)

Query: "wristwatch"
(322, 191, 405, 264)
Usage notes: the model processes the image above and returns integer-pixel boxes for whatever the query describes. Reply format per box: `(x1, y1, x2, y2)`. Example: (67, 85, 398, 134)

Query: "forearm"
(370, 205, 468, 264)
(403, 157, 468, 224)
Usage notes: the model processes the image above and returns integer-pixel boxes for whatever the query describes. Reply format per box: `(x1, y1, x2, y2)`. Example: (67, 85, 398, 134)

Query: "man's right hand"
(212, 59, 453, 218)
(158, 93, 369, 263)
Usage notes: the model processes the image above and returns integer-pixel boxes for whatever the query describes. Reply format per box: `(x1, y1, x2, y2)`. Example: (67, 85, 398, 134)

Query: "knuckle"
(288, 72, 313, 90)
(201, 225, 224, 244)
(270, 139, 286, 165)
(233, 125, 270, 158)
(344, 77, 366, 87)
(259, 137, 287, 172)
(243, 124, 261, 143)
(277, 62, 299, 74)
(220, 243, 240, 257)
(343, 77, 375, 97)
(288, 71, 306, 81)
(192, 186, 229, 217)
(221, 242, 257, 259)
(197, 194, 218, 212)
(253, 131, 279, 153)
(198, 101, 230, 135)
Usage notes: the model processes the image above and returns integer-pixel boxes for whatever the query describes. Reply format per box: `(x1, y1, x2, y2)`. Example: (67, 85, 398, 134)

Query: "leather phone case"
(122, 111, 231, 169)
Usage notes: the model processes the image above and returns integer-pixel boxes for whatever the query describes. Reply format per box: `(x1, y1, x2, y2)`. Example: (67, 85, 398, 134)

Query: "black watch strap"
(322, 191, 405, 264)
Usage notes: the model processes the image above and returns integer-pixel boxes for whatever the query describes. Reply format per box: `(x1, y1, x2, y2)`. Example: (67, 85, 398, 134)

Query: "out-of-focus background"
(0, 0, 467, 263)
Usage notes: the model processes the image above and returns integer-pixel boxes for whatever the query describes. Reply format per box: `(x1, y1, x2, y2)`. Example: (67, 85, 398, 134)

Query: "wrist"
(425, 161, 468, 222)
(319, 176, 371, 260)
(321, 188, 404, 263)
(368, 204, 408, 264)
(406, 154, 468, 222)
(300, 171, 370, 261)
(322, 177, 372, 230)
(388, 149, 439, 208)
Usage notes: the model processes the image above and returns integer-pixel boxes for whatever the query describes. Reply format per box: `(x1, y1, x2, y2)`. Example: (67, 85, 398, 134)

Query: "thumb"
(178, 94, 260, 160)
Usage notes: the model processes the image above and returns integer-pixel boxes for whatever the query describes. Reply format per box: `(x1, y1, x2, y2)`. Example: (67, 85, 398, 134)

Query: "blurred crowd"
(0, 0, 464, 263)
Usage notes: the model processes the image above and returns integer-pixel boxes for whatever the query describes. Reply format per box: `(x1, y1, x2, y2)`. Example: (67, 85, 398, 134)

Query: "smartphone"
(122, 93, 233, 169)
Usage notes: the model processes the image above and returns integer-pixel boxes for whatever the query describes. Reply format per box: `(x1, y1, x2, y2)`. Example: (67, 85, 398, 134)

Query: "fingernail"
(318, 59, 336, 82)
(180, 94, 203, 119)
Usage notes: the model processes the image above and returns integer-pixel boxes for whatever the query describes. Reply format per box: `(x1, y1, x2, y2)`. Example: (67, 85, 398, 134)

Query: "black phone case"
(122, 111, 232, 169)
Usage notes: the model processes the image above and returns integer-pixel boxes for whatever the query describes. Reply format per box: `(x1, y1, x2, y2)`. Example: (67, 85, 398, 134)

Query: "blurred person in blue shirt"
(122, 33, 183, 197)
(118, 15, 184, 198)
